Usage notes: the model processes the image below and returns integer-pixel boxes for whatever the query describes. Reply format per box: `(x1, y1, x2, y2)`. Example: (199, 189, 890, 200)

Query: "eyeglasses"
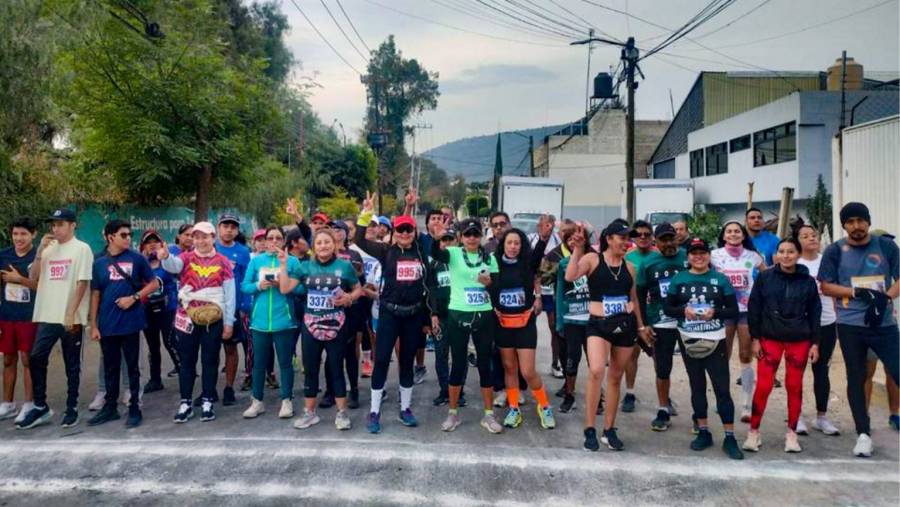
(396, 225, 415, 234)
(118, 232, 132, 239)
(462, 230, 481, 238)
(634, 232, 652, 238)
(490, 221, 508, 229)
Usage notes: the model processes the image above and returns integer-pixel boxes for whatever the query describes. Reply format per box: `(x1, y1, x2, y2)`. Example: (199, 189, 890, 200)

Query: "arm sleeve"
(663, 285, 686, 320)
(430, 239, 451, 264)
(353, 220, 388, 263)
(161, 255, 184, 274)
(297, 220, 312, 245)
(223, 279, 236, 327)
(817, 244, 841, 284)
(718, 293, 739, 321)
(90, 261, 102, 291)
(241, 259, 259, 295)
(747, 272, 764, 338)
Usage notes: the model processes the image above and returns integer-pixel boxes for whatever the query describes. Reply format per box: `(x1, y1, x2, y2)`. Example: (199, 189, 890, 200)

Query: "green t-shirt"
(667, 270, 735, 340)
(446, 246, 499, 312)
(625, 248, 655, 276)
(637, 250, 688, 328)
(293, 258, 358, 318)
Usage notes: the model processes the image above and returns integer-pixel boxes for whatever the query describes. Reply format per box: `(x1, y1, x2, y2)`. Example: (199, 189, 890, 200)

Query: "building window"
(753, 121, 796, 167)
(653, 159, 675, 179)
(729, 134, 750, 153)
(690, 149, 704, 177)
(705, 142, 728, 175)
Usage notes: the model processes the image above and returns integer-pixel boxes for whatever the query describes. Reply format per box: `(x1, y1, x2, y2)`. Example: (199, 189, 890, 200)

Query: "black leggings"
(447, 310, 495, 388)
(301, 326, 346, 398)
(837, 324, 900, 435)
(652, 327, 680, 380)
(371, 309, 423, 390)
(812, 323, 837, 413)
(144, 309, 180, 382)
(324, 330, 359, 393)
(563, 323, 587, 377)
(681, 337, 734, 425)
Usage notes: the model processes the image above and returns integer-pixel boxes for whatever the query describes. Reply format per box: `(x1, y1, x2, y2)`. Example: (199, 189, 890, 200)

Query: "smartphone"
(264, 273, 275, 282)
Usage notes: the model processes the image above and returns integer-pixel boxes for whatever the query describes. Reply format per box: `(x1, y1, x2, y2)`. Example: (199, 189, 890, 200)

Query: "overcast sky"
(282, 0, 899, 152)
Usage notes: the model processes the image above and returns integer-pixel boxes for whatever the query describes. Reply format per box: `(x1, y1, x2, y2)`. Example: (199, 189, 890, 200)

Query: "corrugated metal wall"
(703, 73, 821, 126)
(835, 115, 900, 238)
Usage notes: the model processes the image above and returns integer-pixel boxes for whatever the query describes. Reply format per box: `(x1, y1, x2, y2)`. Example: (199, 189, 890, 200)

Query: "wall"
(702, 72, 822, 125)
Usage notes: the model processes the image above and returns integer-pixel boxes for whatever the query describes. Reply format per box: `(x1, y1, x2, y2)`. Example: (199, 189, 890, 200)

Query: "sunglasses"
(463, 230, 481, 238)
(396, 225, 415, 234)
(634, 232, 652, 238)
(117, 231, 132, 239)
(490, 221, 508, 229)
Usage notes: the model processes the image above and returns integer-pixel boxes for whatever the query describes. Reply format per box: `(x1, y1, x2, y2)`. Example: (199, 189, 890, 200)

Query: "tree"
(806, 173, 832, 237)
(686, 206, 722, 244)
(466, 194, 489, 218)
(55, 0, 282, 220)
(317, 190, 360, 221)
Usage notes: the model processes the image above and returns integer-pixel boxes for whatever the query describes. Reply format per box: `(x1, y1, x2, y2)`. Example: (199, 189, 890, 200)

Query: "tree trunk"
(195, 165, 212, 222)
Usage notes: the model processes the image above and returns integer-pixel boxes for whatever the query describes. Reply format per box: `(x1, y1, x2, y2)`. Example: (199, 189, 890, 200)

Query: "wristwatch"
(132, 293, 141, 301)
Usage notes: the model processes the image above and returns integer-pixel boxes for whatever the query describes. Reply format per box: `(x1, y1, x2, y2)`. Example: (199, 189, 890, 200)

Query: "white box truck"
(499, 176, 565, 231)
(621, 179, 694, 226)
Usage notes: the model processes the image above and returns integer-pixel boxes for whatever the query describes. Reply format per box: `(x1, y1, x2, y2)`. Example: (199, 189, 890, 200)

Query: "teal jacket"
(241, 252, 301, 332)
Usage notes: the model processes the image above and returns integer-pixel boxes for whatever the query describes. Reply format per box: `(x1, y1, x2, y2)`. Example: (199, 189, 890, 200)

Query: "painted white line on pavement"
(0, 438, 897, 484)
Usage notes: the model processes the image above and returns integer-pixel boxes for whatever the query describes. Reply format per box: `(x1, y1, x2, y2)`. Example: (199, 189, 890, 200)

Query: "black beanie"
(840, 202, 871, 226)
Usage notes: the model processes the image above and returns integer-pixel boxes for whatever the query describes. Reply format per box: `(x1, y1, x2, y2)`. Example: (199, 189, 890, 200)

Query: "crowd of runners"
(0, 191, 897, 460)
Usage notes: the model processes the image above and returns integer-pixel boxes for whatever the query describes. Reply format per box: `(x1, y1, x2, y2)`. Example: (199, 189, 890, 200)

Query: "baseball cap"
(140, 229, 163, 246)
(376, 216, 392, 229)
(311, 211, 329, 224)
(459, 218, 482, 235)
(252, 229, 266, 240)
(285, 227, 305, 245)
(329, 220, 350, 234)
(441, 227, 458, 239)
(192, 221, 216, 236)
(392, 215, 416, 229)
(686, 237, 710, 253)
(654, 223, 676, 238)
(217, 214, 241, 226)
(46, 208, 76, 222)
(604, 220, 632, 237)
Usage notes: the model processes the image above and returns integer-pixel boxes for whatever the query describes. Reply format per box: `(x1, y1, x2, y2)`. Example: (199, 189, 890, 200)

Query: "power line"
(289, 0, 362, 75)
(474, 0, 581, 39)
(642, 0, 738, 60)
(507, 0, 588, 36)
(691, 0, 774, 40)
(318, 0, 369, 63)
(547, 0, 621, 42)
(335, 0, 372, 53)
(429, 0, 567, 41)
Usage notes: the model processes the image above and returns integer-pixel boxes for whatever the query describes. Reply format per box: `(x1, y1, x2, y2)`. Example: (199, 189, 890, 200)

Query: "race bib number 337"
(307, 290, 335, 311)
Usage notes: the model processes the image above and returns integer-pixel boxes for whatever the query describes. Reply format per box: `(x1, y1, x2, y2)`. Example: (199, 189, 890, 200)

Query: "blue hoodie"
(241, 252, 301, 332)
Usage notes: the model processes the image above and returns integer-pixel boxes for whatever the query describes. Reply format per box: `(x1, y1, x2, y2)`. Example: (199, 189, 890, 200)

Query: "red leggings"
(750, 338, 810, 431)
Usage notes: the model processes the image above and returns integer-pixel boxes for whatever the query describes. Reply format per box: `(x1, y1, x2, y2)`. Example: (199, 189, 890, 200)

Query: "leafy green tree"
(686, 206, 722, 244)
(317, 190, 360, 221)
(466, 194, 489, 218)
(805, 173, 832, 237)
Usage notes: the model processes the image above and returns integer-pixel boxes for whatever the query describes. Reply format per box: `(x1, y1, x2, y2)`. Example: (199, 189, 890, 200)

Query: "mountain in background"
(422, 124, 567, 182)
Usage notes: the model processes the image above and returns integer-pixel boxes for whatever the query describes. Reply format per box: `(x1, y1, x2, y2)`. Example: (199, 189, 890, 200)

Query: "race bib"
(437, 271, 451, 288)
(851, 275, 886, 292)
(602, 295, 628, 316)
(48, 259, 71, 281)
(307, 290, 336, 311)
(396, 260, 423, 282)
(540, 284, 554, 296)
(723, 269, 749, 290)
(499, 288, 526, 308)
(4, 283, 30, 303)
(464, 287, 489, 306)
(658, 278, 671, 298)
(174, 312, 194, 334)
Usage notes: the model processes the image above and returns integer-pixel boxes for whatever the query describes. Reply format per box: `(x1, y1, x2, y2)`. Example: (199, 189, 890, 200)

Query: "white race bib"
(499, 288, 526, 308)
(723, 269, 749, 290)
(437, 271, 451, 288)
(307, 290, 335, 311)
(602, 295, 628, 316)
(174, 312, 194, 334)
(396, 260, 423, 282)
(48, 260, 71, 281)
(4, 283, 30, 303)
(464, 287, 489, 306)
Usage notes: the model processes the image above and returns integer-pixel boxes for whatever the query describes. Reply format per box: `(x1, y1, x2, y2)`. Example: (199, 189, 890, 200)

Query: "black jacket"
(748, 264, 822, 344)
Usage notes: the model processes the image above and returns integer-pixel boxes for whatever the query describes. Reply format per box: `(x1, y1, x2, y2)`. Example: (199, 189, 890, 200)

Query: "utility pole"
(623, 37, 639, 224)
(839, 50, 847, 130)
(584, 28, 594, 116)
(528, 135, 535, 177)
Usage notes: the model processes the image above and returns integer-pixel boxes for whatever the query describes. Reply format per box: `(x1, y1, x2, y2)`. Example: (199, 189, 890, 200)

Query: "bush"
(318, 190, 360, 221)
(686, 206, 722, 245)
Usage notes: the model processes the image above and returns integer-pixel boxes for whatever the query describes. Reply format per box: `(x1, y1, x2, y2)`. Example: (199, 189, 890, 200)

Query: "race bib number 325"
(464, 287, 488, 306)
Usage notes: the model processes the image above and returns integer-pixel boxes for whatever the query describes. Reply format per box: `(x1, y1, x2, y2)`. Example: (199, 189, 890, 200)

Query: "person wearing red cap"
(354, 192, 430, 433)
(251, 230, 267, 258)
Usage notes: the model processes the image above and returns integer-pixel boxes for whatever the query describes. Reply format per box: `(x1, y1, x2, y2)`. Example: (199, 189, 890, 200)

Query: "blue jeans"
(251, 329, 296, 401)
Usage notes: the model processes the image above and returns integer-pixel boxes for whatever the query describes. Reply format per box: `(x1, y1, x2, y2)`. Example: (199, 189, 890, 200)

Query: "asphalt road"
(1, 315, 897, 506)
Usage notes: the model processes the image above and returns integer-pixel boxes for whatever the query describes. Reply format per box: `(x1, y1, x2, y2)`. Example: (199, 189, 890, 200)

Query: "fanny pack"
(382, 301, 423, 317)
(682, 337, 719, 359)
(187, 304, 223, 326)
(497, 309, 533, 329)
(589, 313, 635, 337)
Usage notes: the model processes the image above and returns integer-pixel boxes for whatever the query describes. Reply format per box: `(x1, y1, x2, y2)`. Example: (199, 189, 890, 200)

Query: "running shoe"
(795, 417, 809, 435)
(853, 434, 873, 457)
(583, 427, 600, 452)
(742, 430, 761, 452)
(319, 392, 336, 409)
(554, 386, 566, 398)
(467, 352, 477, 368)
(518, 391, 527, 406)
(14, 402, 33, 424)
(414, 366, 427, 385)
(601, 428, 624, 451)
(441, 411, 461, 432)
(361, 359, 373, 378)
(740, 407, 751, 423)
(813, 416, 841, 436)
(398, 408, 418, 427)
(335, 409, 352, 430)
(889, 415, 900, 432)
(651, 410, 670, 431)
(200, 401, 215, 422)
(87, 404, 120, 426)
(348, 389, 360, 409)
(503, 408, 523, 428)
(480, 413, 503, 434)
(551, 365, 564, 379)
(691, 429, 713, 451)
(621, 393, 637, 413)
(560, 394, 576, 413)
(243, 398, 266, 418)
(722, 435, 744, 460)
(194, 391, 218, 406)
(433, 393, 449, 406)
(266, 373, 280, 390)
(492, 390, 507, 408)
(784, 431, 802, 453)
(367, 412, 382, 433)
(15, 405, 52, 430)
(0, 402, 17, 420)
(88, 392, 106, 411)
(126, 406, 143, 428)
(668, 400, 679, 416)
(60, 408, 79, 428)
(173, 402, 193, 423)
(691, 419, 700, 435)
(537, 406, 556, 430)
(279, 399, 294, 419)
(240, 376, 252, 391)
(143, 379, 164, 394)
(294, 409, 320, 429)
(167, 367, 179, 378)
(222, 386, 236, 406)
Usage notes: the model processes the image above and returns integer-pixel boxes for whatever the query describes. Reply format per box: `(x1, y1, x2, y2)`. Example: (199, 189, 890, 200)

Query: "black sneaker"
(200, 401, 215, 422)
(774, 378, 782, 388)
(651, 409, 671, 431)
(174, 402, 193, 423)
(87, 404, 120, 426)
(60, 408, 80, 428)
(601, 428, 624, 451)
(691, 429, 714, 451)
(319, 392, 336, 409)
(554, 386, 567, 398)
(560, 394, 576, 413)
(348, 389, 360, 409)
(143, 380, 164, 394)
(194, 391, 219, 407)
(125, 406, 143, 428)
(240, 376, 252, 392)
(583, 427, 600, 452)
(622, 393, 637, 413)
(15, 405, 53, 430)
(167, 367, 179, 378)
(433, 393, 449, 406)
(222, 386, 236, 406)
(722, 434, 744, 460)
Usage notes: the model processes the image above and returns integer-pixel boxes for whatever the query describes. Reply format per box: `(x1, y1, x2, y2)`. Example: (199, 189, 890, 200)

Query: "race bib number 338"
(602, 295, 628, 316)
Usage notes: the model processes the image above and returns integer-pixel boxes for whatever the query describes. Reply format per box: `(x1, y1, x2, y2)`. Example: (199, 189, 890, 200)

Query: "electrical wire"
(642, 0, 737, 60)
(336, 0, 372, 53)
(506, 0, 588, 36)
(691, 0, 774, 40)
(289, 0, 362, 75)
(474, 0, 581, 39)
(547, 0, 621, 42)
(318, 0, 369, 63)
(429, 0, 567, 41)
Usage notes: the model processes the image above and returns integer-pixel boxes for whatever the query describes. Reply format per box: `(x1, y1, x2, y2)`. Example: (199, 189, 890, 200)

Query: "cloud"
(442, 64, 557, 93)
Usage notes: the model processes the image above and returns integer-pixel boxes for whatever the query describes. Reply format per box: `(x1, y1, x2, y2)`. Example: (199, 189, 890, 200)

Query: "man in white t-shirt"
(16, 208, 93, 430)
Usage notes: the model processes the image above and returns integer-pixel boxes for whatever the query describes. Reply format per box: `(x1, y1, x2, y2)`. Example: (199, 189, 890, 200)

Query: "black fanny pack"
(383, 301, 423, 317)
(589, 313, 636, 338)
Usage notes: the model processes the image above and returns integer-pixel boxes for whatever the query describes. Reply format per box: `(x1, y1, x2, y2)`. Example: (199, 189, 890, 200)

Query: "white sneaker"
(279, 399, 294, 419)
(243, 398, 265, 418)
(813, 415, 841, 436)
(0, 402, 17, 420)
(14, 402, 33, 424)
(88, 392, 106, 411)
(795, 417, 809, 435)
(121, 388, 144, 408)
(335, 409, 352, 431)
(493, 391, 507, 408)
(853, 434, 873, 457)
(742, 430, 761, 452)
(294, 409, 320, 429)
(785, 431, 802, 453)
(551, 366, 564, 379)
